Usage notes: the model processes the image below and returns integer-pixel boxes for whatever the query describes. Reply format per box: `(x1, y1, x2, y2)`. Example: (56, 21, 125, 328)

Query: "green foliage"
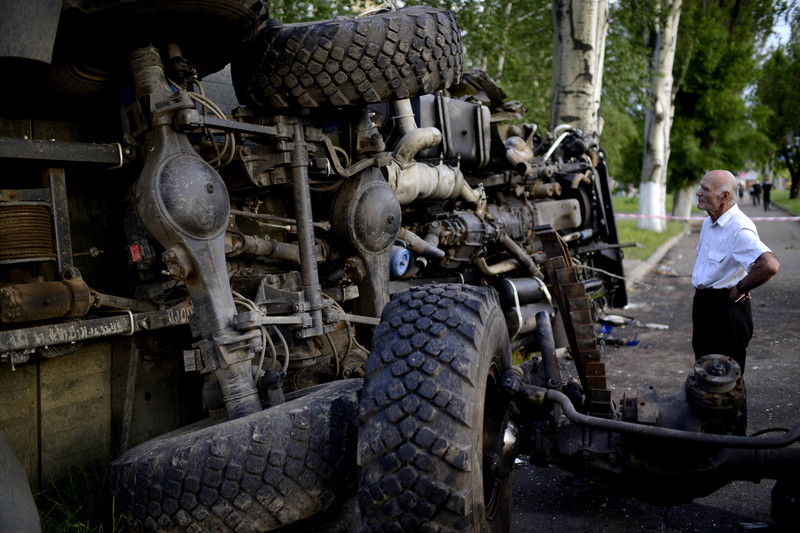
(601, 2, 651, 184)
(611, 195, 639, 214)
(667, 0, 780, 191)
(604, 0, 658, 112)
(601, 1, 662, 187)
(603, 0, 782, 190)
(600, 102, 644, 185)
(612, 192, 702, 214)
(757, 4, 800, 197)
(412, 0, 553, 127)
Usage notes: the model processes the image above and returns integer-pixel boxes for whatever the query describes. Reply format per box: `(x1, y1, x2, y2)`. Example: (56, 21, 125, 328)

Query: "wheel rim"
(483, 358, 513, 522)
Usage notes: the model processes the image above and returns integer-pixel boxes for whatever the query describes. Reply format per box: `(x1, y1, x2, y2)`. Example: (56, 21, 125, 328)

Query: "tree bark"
(550, 0, 608, 138)
(783, 147, 800, 199)
(495, 2, 514, 81)
(672, 183, 694, 219)
(637, 0, 681, 233)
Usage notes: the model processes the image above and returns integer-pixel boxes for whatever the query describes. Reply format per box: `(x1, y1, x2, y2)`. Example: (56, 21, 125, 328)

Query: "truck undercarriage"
(0, 2, 798, 532)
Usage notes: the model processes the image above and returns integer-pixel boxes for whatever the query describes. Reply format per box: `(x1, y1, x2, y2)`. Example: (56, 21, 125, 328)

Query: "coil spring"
(0, 203, 55, 263)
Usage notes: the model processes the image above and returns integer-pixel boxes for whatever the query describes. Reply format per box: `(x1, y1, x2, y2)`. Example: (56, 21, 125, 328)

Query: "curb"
(623, 227, 691, 289)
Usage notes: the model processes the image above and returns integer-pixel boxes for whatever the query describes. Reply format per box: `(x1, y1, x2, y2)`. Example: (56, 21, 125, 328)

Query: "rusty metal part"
(0, 277, 91, 322)
(90, 291, 158, 312)
(225, 231, 320, 263)
(685, 354, 746, 416)
(537, 224, 612, 418)
(529, 182, 562, 198)
(161, 246, 194, 281)
(0, 137, 124, 167)
(0, 302, 193, 356)
(0, 203, 55, 263)
(536, 310, 563, 391)
(42, 168, 75, 273)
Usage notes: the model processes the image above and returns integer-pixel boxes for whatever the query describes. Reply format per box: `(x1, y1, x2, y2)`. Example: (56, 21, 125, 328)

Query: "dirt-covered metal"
(0, 2, 797, 532)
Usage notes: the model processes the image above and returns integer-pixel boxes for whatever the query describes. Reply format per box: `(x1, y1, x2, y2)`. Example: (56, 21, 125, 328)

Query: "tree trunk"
(637, 0, 681, 233)
(496, 2, 514, 81)
(550, 0, 608, 138)
(672, 183, 694, 219)
(783, 147, 800, 199)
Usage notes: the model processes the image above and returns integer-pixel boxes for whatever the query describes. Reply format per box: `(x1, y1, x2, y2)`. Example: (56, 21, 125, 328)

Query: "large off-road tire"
(111, 379, 361, 532)
(232, 6, 463, 108)
(44, 0, 269, 98)
(357, 284, 514, 532)
(0, 433, 40, 533)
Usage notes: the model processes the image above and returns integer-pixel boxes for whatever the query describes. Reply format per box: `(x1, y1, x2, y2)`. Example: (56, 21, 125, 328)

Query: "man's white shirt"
(692, 203, 771, 289)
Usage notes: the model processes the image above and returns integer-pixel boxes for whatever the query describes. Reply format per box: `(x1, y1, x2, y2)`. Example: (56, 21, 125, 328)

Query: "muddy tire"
(233, 6, 463, 108)
(45, 0, 269, 98)
(111, 379, 361, 532)
(357, 284, 514, 532)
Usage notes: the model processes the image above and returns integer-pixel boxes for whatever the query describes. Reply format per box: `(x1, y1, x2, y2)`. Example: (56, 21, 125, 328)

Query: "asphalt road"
(511, 200, 800, 533)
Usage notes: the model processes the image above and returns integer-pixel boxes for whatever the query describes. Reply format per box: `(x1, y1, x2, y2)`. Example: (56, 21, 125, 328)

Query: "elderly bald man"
(692, 169, 780, 372)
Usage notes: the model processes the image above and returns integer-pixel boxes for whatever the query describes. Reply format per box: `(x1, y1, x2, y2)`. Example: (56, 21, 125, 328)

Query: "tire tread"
(358, 284, 507, 532)
(234, 6, 463, 108)
(112, 380, 362, 531)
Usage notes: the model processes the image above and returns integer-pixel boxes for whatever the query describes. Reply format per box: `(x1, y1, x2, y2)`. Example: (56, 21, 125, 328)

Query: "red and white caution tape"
(616, 214, 800, 222)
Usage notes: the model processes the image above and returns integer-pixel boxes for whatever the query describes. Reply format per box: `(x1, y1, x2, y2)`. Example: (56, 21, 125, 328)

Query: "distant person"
(693, 170, 780, 372)
(738, 184, 744, 201)
(762, 180, 773, 211)
(750, 182, 761, 206)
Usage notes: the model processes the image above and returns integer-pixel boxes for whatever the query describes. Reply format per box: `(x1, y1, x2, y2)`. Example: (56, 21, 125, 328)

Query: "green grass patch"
(610, 195, 689, 261)
(614, 219, 687, 261)
(772, 189, 800, 215)
(612, 195, 640, 213)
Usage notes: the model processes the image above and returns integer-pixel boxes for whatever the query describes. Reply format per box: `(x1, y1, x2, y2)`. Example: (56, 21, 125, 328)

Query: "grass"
(772, 188, 800, 214)
(611, 195, 690, 261)
(614, 219, 686, 261)
(35, 461, 124, 533)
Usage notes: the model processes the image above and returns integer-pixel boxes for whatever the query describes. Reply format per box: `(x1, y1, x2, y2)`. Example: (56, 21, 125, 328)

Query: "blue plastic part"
(390, 245, 410, 277)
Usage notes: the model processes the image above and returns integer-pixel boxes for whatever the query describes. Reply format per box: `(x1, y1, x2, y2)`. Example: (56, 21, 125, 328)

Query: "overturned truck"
(0, 1, 798, 532)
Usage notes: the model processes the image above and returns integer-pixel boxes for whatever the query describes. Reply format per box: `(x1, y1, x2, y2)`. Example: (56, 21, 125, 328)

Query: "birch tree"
(667, 0, 778, 216)
(637, 0, 681, 232)
(757, 10, 800, 199)
(550, 0, 608, 138)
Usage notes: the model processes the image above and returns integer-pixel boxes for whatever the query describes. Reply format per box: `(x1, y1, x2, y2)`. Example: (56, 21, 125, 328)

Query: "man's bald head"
(704, 170, 738, 203)
(697, 169, 738, 220)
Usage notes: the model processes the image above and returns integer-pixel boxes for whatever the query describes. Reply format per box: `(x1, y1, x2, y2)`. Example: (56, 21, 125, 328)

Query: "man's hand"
(731, 285, 750, 302)
(730, 251, 780, 302)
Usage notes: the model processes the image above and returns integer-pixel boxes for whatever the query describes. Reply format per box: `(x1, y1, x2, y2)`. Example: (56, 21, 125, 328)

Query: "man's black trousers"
(692, 288, 753, 371)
